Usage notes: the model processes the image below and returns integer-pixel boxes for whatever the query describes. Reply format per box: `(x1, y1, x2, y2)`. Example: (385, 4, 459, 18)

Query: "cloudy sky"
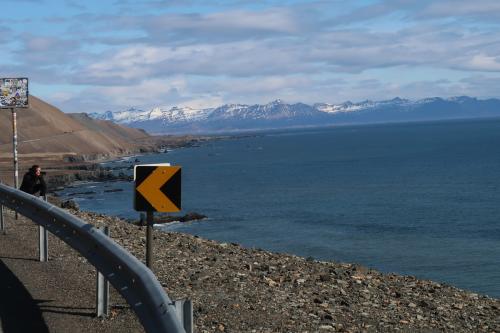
(1, 0, 500, 113)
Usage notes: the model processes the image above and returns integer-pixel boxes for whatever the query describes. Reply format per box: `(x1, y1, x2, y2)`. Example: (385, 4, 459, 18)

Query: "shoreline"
(33, 205, 500, 331)
(49, 134, 500, 303)
(0, 134, 227, 186)
(3, 134, 500, 330)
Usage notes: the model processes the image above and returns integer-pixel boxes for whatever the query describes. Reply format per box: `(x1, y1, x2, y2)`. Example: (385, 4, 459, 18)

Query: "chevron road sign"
(134, 164, 181, 212)
(134, 163, 182, 269)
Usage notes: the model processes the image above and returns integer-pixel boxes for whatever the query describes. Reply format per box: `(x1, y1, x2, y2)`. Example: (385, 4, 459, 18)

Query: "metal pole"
(38, 225, 48, 261)
(146, 211, 153, 269)
(39, 195, 48, 261)
(174, 299, 193, 333)
(11, 108, 18, 190)
(11, 108, 18, 220)
(0, 204, 4, 235)
(96, 226, 110, 318)
(0, 178, 3, 234)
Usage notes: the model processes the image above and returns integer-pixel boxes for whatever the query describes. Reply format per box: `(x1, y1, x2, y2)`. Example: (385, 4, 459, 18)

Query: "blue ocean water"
(58, 119, 500, 297)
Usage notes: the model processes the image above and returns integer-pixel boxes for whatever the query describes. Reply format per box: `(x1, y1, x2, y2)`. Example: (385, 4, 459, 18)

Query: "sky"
(1, 0, 500, 113)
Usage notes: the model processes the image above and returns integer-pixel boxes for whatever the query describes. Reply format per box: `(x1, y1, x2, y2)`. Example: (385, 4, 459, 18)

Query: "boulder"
(60, 199, 80, 211)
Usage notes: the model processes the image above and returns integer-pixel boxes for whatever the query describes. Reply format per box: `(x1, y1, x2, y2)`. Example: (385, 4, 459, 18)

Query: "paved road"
(0, 209, 143, 332)
(0, 259, 49, 332)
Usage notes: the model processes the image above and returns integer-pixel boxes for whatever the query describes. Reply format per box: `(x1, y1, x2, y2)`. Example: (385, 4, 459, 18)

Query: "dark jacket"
(20, 170, 47, 196)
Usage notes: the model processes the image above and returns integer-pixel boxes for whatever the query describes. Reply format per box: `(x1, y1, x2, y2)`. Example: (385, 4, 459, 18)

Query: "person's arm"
(39, 176, 47, 196)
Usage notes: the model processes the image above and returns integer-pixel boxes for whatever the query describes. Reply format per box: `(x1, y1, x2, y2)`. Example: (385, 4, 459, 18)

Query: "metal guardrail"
(0, 183, 185, 333)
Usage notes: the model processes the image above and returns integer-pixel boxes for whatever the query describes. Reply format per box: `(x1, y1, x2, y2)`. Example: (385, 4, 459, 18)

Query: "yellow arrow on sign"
(136, 166, 180, 212)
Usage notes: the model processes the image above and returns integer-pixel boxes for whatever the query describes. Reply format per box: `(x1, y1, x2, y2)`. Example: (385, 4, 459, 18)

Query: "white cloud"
(49, 77, 189, 112)
(3, 0, 500, 111)
(90, 78, 188, 107)
(419, 0, 500, 21)
(460, 54, 500, 72)
(15, 34, 82, 66)
(72, 39, 319, 86)
(147, 9, 300, 35)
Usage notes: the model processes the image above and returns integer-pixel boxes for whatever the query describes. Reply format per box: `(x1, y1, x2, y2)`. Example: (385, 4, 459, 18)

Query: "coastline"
(2, 133, 499, 331)
(0, 134, 225, 186)
(47, 206, 500, 332)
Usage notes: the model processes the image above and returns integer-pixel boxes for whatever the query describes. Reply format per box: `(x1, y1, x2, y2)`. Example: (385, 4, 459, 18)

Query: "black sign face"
(0, 78, 29, 109)
(134, 165, 181, 212)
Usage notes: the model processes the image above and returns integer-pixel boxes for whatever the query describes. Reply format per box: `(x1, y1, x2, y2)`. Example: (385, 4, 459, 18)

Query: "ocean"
(57, 119, 500, 298)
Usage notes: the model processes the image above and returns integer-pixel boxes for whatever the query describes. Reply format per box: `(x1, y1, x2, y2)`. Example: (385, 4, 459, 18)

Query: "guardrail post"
(0, 204, 5, 234)
(96, 226, 110, 318)
(174, 299, 193, 333)
(39, 195, 48, 261)
(1, 180, 5, 234)
(38, 225, 48, 261)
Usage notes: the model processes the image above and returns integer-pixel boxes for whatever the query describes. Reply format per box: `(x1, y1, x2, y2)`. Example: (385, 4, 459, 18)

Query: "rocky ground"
(59, 208, 499, 332)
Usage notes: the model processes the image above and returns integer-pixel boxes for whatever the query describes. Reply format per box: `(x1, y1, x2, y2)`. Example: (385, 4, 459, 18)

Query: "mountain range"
(89, 96, 500, 134)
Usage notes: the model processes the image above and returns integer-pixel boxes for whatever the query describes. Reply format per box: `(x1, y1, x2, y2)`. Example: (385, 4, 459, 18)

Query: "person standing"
(20, 165, 47, 197)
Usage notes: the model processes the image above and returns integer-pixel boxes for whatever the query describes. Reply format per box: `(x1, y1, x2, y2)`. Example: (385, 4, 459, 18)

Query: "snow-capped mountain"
(90, 107, 150, 123)
(88, 96, 500, 134)
(314, 97, 414, 114)
(89, 106, 211, 124)
(207, 100, 318, 120)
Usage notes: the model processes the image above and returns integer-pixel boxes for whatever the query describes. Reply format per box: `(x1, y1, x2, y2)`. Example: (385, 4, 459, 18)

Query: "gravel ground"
(1, 206, 500, 332)
(77, 210, 500, 332)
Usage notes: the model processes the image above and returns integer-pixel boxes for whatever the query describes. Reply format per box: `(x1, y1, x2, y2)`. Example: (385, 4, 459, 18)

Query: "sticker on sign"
(133, 163, 171, 180)
(0, 78, 29, 109)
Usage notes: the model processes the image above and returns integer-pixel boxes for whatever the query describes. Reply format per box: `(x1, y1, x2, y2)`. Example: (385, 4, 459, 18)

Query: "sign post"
(134, 164, 181, 270)
(146, 211, 154, 267)
(1, 78, 29, 221)
(12, 108, 18, 190)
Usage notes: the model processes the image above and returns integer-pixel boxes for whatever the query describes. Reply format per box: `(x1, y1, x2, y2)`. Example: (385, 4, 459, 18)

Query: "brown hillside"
(0, 96, 152, 182)
(0, 96, 214, 185)
(0, 96, 149, 157)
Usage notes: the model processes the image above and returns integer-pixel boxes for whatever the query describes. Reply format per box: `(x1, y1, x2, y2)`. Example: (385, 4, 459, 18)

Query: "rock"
(179, 212, 207, 222)
(60, 199, 79, 210)
(133, 212, 207, 225)
(319, 274, 331, 282)
(319, 325, 334, 330)
(67, 191, 96, 196)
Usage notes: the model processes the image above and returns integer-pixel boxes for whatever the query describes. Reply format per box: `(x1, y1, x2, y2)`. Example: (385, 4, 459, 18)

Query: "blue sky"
(1, 0, 500, 112)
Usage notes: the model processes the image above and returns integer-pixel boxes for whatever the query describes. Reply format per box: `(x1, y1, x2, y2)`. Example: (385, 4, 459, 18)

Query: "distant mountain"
(89, 96, 500, 134)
